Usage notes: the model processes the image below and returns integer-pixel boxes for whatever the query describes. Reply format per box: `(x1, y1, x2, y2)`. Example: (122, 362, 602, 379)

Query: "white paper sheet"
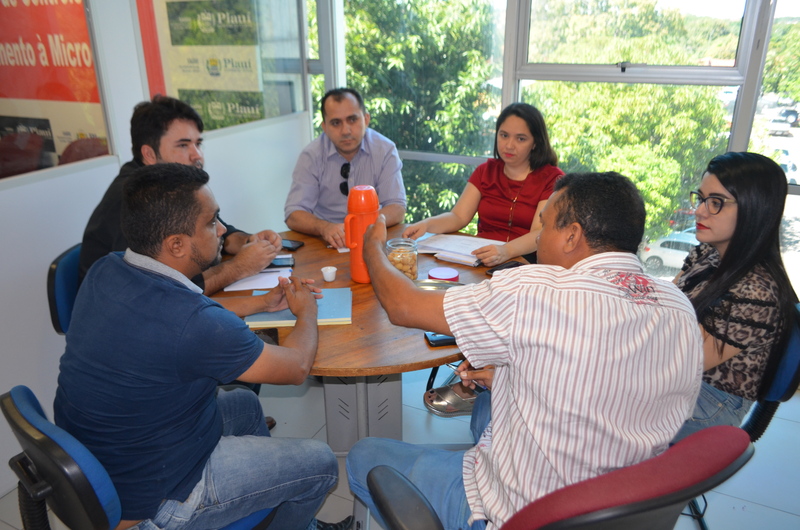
(222, 268, 293, 291)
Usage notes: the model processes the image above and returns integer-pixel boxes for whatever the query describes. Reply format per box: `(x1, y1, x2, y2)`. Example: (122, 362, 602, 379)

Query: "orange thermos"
(344, 185, 379, 283)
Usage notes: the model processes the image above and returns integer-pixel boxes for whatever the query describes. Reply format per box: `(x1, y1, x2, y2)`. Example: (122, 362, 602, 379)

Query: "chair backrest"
(0, 385, 121, 530)
(501, 426, 753, 530)
(763, 302, 800, 403)
(47, 243, 81, 335)
(741, 302, 800, 442)
(368, 465, 445, 530)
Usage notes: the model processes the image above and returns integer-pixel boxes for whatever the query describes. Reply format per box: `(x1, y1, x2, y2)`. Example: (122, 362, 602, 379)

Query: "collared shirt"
(123, 248, 202, 293)
(443, 252, 703, 529)
(284, 128, 406, 223)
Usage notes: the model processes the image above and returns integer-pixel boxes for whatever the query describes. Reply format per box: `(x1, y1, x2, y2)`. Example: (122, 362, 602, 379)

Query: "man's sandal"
(423, 383, 476, 417)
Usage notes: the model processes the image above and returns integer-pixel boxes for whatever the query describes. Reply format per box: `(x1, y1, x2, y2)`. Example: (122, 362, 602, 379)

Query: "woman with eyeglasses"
(403, 103, 564, 268)
(671, 151, 798, 442)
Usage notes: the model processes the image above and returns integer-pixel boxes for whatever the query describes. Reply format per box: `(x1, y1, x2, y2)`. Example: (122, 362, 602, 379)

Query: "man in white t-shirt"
(346, 171, 703, 529)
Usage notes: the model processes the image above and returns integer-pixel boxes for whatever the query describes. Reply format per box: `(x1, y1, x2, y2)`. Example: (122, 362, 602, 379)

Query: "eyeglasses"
(689, 191, 737, 215)
(339, 163, 350, 196)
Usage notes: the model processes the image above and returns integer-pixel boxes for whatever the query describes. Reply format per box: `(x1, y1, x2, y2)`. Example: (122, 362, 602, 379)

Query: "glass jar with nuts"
(386, 237, 418, 280)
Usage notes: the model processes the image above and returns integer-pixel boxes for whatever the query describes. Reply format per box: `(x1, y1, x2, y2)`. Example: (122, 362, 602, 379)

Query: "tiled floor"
(1, 370, 798, 529)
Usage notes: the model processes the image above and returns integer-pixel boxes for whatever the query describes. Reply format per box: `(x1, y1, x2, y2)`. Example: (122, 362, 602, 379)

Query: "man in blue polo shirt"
(55, 163, 352, 530)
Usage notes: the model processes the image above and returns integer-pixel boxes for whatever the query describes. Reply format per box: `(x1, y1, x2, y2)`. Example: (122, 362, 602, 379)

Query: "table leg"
(322, 374, 403, 455)
(356, 378, 369, 440)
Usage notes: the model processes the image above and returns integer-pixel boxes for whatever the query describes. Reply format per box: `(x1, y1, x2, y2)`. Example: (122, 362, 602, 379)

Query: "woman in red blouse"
(403, 103, 564, 267)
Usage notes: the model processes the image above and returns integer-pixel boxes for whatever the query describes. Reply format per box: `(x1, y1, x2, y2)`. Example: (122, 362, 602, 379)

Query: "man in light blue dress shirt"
(284, 88, 406, 248)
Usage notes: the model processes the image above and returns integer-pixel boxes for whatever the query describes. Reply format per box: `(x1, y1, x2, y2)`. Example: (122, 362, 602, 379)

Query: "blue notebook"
(244, 288, 352, 328)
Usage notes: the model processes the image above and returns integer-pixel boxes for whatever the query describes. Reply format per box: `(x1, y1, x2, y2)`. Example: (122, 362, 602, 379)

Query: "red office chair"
(366, 425, 754, 530)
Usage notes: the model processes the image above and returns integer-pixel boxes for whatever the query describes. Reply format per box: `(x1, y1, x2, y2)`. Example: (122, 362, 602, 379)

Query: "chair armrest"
(9, 452, 53, 501)
(366, 465, 444, 530)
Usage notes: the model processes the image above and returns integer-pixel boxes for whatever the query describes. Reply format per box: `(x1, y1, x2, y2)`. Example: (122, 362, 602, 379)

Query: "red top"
(468, 159, 564, 241)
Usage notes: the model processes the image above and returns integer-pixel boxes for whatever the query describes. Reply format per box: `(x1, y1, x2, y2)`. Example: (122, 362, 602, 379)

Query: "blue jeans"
(132, 387, 338, 530)
(671, 381, 754, 444)
(346, 438, 486, 530)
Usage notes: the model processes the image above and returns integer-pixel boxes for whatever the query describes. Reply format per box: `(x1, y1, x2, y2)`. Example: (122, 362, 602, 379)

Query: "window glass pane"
(0, 2, 109, 179)
(306, 0, 319, 60)
(750, 2, 800, 293)
(257, 0, 306, 117)
(751, 2, 800, 183)
(344, 0, 505, 156)
(785, 194, 800, 292)
(520, 80, 729, 239)
(528, 0, 745, 66)
(402, 159, 479, 230)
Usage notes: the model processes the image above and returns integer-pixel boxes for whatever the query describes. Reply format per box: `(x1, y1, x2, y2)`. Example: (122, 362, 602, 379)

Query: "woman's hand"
(402, 220, 429, 239)
(473, 244, 509, 267)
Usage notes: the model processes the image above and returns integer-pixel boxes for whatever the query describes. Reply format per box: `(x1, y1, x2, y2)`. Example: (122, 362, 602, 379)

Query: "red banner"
(0, 0, 100, 103)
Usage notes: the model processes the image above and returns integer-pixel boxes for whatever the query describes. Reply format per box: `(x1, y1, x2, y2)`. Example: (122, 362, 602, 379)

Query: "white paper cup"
(321, 266, 337, 282)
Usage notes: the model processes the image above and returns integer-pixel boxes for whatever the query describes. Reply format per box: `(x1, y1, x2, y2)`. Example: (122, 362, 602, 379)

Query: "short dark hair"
(493, 103, 558, 169)
(320, 88, 366, 120)
(130, 95, 204, 164)
(121, 163, 210, 258)
(552, 172, 645, 253)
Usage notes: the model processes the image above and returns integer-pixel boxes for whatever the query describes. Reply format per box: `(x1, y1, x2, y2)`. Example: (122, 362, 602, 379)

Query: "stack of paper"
(223, 268, 293, 291)
(244, 287, 352, 328)
(416, 233, 498, 267)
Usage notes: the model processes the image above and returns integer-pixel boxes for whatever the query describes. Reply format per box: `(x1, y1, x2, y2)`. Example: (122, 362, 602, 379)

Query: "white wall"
(0, 0, 311, 493)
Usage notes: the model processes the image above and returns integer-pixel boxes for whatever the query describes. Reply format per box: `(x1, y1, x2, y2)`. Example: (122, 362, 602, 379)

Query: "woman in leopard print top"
(672, 152, 798, 443)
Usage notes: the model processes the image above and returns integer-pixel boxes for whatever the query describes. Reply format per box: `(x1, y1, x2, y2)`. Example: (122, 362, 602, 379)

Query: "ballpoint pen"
(442, 363, 488, 390)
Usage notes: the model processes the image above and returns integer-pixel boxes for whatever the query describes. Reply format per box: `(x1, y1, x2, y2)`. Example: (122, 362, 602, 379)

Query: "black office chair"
(687, 301, 800, 528)
(46, 243, 81, 335)
(1, 385, 275, 530)
(366, 425, 754, 530)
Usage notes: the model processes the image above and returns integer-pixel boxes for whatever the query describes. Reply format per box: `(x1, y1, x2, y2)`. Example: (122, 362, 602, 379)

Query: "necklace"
(505, 170, 533, 242)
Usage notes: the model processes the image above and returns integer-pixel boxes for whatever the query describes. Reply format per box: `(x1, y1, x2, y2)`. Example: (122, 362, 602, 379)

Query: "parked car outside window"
(638, 232, 699, 273)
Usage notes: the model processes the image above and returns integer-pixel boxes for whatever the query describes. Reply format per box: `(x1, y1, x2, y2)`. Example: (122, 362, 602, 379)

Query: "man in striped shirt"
(346, 172, 703, 529)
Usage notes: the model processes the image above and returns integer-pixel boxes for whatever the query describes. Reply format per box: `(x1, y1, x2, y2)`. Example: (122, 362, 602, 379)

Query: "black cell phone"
(282, 239, 305, 251)
(253, 328, 278, 345)
(266, 256, 295, 268)
(486, 260, 524, 276)
(424, 331, 457, 347)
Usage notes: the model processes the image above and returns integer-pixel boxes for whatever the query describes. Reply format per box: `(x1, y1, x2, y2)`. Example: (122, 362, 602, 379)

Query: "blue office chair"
(688, 301, 800, 529)
(47, 244, 81, 335)
(366, 425, 753, 530)
(1, 385, 275, 530)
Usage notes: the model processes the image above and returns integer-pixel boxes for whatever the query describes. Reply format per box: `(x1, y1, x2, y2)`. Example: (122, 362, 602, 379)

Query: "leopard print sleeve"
(701, 265, 781, 400)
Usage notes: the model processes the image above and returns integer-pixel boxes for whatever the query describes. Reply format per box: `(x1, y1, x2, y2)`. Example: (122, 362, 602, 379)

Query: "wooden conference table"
(217, 225, 495, 453)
